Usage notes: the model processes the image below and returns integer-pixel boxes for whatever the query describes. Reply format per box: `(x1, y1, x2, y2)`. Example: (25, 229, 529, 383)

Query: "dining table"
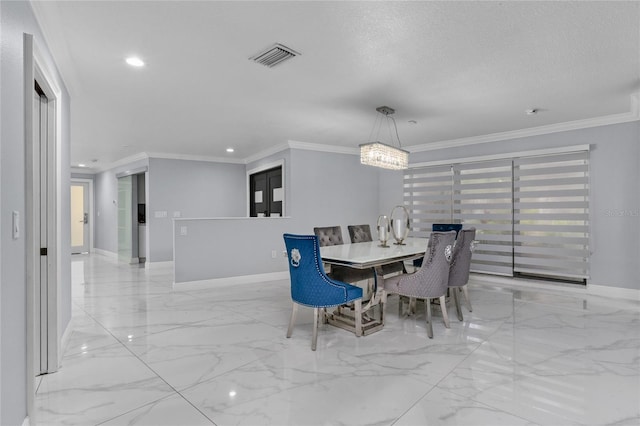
(320, 237, 429, 336)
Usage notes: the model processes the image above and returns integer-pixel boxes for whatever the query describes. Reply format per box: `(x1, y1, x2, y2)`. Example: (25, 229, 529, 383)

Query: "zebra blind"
(405, 148, 590, 283)
(513, 152, 589, 280)
(453, 160, 514, 276)
(404, 164, 453, 238)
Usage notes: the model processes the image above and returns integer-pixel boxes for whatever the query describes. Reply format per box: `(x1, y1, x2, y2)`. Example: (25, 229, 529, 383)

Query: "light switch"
(180, 226, 188, 236)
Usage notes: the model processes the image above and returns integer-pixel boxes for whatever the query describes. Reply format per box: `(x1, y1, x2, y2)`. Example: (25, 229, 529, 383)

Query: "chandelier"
(359, 106, 409, 170)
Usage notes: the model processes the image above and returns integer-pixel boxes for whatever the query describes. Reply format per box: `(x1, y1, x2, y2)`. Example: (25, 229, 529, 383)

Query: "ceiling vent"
(249, 43, 300, 68)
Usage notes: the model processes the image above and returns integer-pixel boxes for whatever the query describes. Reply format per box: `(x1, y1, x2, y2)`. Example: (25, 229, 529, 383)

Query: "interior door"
(70, 182, 89, 253)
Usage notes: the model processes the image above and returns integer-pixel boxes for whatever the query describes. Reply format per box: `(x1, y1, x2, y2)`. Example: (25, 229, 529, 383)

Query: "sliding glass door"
(404, 150, 589, 282)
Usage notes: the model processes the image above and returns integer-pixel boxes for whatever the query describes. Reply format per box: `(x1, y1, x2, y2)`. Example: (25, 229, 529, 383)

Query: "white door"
(34, 80, 56, 375)
(71, 182, 90, 253)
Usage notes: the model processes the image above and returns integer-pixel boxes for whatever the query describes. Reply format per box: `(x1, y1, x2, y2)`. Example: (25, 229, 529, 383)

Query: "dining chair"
(448, 228, 476, 321)
(382, 230, 456, 338)
(313, 226, 375, 284)
(412, 223, 463, 270)
(347, 224, 406, 276)
(283, 233, 363, 350)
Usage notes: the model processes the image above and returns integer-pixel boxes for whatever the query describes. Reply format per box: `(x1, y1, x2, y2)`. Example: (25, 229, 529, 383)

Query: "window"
(404, 149, 589, 282)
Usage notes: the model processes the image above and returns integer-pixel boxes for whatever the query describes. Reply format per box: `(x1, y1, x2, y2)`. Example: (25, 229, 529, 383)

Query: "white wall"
(384, 121, 640, 290)
(1, 2, 71, 424)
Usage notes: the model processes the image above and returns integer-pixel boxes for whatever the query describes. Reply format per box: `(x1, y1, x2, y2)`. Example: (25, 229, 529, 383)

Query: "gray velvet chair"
(382, 231, 456, 338)
(347, 224, 406, 276)
(448, 228, 476, 321)
(313, 226, 375, 284)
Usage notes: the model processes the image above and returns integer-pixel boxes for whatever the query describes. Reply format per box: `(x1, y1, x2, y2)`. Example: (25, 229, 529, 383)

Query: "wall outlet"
(271, 250, 277, 259)
(180, 226, 188, 236)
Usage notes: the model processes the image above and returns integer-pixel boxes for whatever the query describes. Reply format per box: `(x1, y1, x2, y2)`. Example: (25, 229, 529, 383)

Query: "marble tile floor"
(32, 254, 640, 426)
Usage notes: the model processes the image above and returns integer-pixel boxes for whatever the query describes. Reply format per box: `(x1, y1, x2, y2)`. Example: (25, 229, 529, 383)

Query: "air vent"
(249, 43, 300, 68)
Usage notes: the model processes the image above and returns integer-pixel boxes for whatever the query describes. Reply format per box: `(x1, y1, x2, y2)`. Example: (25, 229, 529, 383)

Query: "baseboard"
(587, 283, 640, 301)
(92, 248, 117, 259)
(145, 260, 174, 269)
(175, 271, 289, 289)
(470, 273, 640, 302)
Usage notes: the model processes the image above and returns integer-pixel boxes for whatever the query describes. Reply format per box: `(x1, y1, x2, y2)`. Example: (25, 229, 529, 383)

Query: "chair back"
(313, 226, 343, 246)
(398, 231, 456, 298)
(449, 228, 476, 288)
(283, 233, 361, 307)
(347, 224, 372, 243)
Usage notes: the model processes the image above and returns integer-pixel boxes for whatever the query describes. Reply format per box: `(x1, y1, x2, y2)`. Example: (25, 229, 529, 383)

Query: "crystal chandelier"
(359, 106, 409, 170)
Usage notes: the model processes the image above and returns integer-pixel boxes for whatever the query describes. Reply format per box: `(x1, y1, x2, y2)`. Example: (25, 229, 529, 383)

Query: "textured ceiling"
(30, 1, 640, 172)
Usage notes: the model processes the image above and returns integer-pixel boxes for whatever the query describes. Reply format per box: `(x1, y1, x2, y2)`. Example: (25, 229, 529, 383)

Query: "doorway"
(25, 34, 63, 418)
(249, 165, 283, 217)
(70, 181, 90, 254)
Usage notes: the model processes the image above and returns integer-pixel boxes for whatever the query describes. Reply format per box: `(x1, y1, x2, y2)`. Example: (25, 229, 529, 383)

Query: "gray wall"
(94, 159, 149, 254)
(1, 2, 71, 424)
(386, 121, 640, 290)
(147, 158, 246, 262)
(290, 149, 380, 229)
(175, 148, 383, 282)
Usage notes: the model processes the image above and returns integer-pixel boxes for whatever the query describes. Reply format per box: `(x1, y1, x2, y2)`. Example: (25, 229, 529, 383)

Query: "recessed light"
(77, 163, 86, 168)
(125, 56, 145, 67)
(408, 120, 417, 124)
(226, 148, 235, 153)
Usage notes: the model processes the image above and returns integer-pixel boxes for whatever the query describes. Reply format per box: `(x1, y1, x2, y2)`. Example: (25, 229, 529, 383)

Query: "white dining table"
(320, 237, 429, 270)
(319, 237, 429, 335)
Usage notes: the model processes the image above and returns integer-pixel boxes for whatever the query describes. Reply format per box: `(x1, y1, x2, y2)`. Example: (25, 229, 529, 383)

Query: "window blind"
(452, 160, 514, 276)
(404, 164, 453, 238)
(404, 148, 590, 283)
(513, 152, 589, 280)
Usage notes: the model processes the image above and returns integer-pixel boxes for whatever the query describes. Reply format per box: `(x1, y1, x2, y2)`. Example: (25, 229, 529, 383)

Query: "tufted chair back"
(347, 224, 372, 243)
(283, 233, 364, 350)
(313, 226, 344, 247)
(449, 228, 476, 288)
(283, 234, 362, 307)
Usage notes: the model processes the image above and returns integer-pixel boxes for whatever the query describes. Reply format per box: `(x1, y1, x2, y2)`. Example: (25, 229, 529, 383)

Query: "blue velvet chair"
(283, 233, 363, 350)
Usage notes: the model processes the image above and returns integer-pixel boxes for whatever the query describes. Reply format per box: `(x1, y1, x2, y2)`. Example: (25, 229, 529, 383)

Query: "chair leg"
(440, 295, 450, 329)
(409, 297, 417, 315)
(462, 285, 473, 312)
(425, 298, 433, 339)
(453, 288, 463, 321)
(312, 307, 319, 351)
(286, 302, 298, 338)
(322, 307, 329, 324)
(381, 290, 387, 325)
(354, 299, 363, 337)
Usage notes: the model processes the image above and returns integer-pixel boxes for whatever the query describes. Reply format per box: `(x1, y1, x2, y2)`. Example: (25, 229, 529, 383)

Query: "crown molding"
(146, 152, 245, 164)
(409, 94, 640, 153)
(243, 142, 290, 165)
(287, 140, 359, 155)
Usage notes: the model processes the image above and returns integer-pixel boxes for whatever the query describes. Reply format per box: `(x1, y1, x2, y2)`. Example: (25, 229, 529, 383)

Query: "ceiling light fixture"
(226, 148, 234, 153)
(77, 163, 86, 168)
(125, 56, 145, 67)
(359, 106, 409, 170)
(525, 108, 538, 115)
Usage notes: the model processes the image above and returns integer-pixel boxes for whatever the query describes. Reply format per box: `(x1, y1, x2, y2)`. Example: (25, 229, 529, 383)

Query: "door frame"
(24, 33, 62, 416)
(71, 178, 94, 253)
